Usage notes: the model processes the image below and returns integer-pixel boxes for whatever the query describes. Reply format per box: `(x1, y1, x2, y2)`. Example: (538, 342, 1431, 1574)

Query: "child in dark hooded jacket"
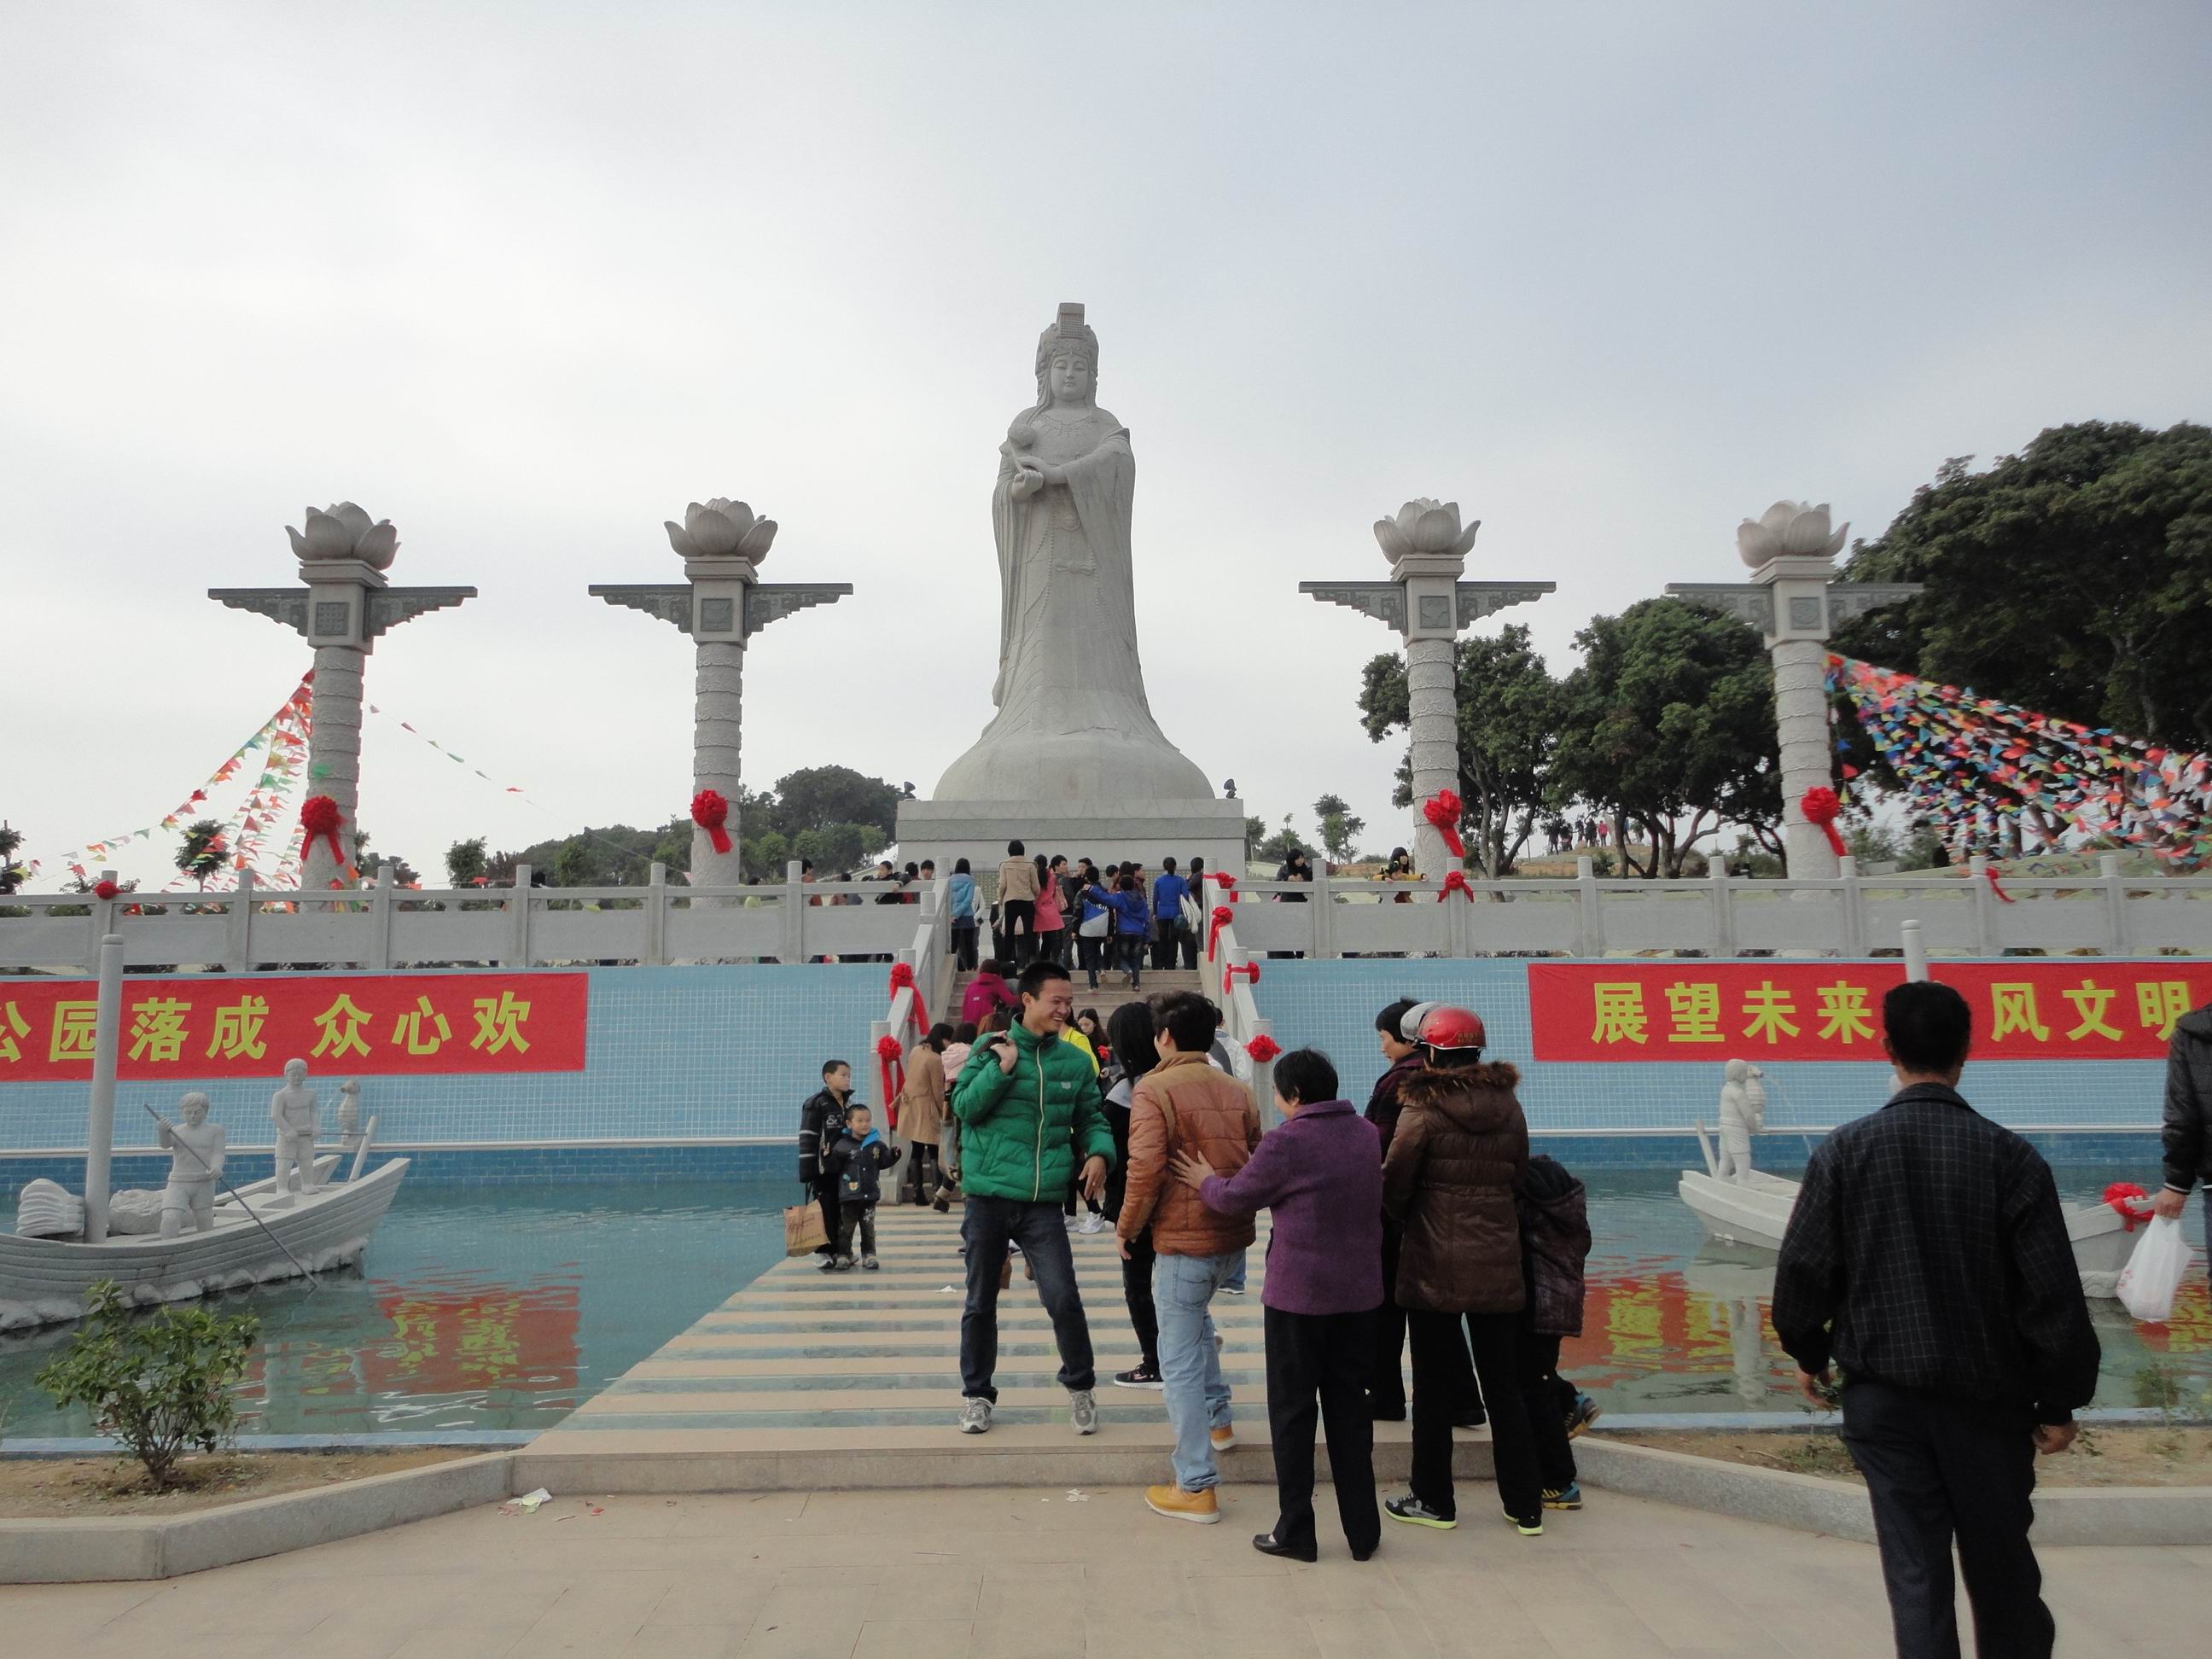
(1514, 1154, 1592, 1508)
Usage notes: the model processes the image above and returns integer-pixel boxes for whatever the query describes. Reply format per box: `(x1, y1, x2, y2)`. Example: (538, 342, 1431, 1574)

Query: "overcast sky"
(4, 3, 2209, 888)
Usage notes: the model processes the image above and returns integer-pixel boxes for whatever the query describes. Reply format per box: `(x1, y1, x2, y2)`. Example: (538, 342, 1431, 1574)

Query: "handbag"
(783, 1196, 830, 1256)
(1080, 907, 1110, 938)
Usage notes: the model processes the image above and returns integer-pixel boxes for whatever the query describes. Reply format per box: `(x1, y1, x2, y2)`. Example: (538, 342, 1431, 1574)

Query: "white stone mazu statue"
(268, 1057, 319, 1206)
(157, 1091, 228, 1237)
(1714, 1057, 1767, 1184)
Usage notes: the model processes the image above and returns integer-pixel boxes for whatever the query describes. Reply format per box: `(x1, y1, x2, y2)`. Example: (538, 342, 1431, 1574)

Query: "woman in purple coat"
(1172, 1047, 1383, 1563)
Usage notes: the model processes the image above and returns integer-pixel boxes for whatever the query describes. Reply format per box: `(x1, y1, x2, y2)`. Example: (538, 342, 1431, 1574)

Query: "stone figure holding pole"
(269, 1058, 318, 1204)
(157, 1091, 226, 1237)
(1715, 1058, 1766, 1183)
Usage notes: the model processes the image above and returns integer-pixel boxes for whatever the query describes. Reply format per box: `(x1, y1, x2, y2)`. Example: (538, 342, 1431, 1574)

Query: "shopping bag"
(784, 1198, 830, 1257)
(2116, 1214, 2188, 1324)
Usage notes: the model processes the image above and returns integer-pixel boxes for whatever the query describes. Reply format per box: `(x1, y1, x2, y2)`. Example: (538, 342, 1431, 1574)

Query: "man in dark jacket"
(797, 1060, 857, 1258)
(1774, 981, 2099, 1659)
(2154, 1004, 2212, 1254)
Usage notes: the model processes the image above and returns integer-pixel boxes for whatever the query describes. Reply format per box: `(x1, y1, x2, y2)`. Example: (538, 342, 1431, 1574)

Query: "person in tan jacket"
(895, 1024, 953, 1205)
(994, 838, 1042, 967)
(1116, 992, 1260, 1524)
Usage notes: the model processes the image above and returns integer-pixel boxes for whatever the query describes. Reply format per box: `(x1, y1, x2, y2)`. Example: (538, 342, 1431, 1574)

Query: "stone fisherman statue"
(932, 302, 1212, 804)
(1714, 1057, 1767, 1183)
(157, 1091, 227, 1237)
(269, 1057, 319, 1204)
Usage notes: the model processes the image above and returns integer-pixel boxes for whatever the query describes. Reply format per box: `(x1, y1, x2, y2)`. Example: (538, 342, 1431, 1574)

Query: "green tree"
(1312, 793, 1365, 864)
(1243, 815, 1267, 860)
(765, 766, 901, 841)
(793, 822, 885, 875)
(1, 819, 29, 895)
(741, 829, 792, 882)
(173, 819, 229, 888)
(445, 836, 488, 888)
(1358, 624, 1567, 877)
(1256, 813, 1304, 866)
(1550, 601, 1781, 877)
(1837, 422, 2212, 748)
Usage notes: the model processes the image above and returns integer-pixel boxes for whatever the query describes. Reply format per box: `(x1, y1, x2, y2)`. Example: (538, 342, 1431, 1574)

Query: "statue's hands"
(1010, 466, 1044, 501)
(1027, 458, 1067, 486)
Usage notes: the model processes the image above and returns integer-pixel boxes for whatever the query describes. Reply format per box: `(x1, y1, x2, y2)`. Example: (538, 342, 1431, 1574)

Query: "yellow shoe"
(1210, 1424, 1238, 1452)
(1144, 1483, 1221, 1524)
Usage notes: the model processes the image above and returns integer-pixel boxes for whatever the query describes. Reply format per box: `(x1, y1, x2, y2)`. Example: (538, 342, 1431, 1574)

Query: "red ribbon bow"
(300, 794, 345, 864)
(690, 789, 733, 855)
(2104, 1181, 2154, 1231)
(1244, 1033, 1282, 1063)
(888, 962, 928, 1027)
(874, 1033, 905, 1121)
(1423, 790, 1466, 859)
(1982, 866, 2017, 904)
(1798, 785, 1848, 858)
(1436, 870, 1474, 902)
(1207, 905, 1233, 963)
(1224, 961, 1261, 998)
(93, 878, 120, 901)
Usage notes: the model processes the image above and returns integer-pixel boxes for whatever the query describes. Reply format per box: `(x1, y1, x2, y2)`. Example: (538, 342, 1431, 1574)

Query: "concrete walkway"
(5, 1482, 2206, 1657)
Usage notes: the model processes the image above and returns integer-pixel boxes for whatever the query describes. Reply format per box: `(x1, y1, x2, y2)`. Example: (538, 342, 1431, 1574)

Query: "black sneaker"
(818, 1255, 839, 1272)
(1565, 1393, 1602, 1440)
(1113, 1364, 1165, 1389)
(1505, 1511, 1544, 1537)
(1252, 1532, 1317, 1563)
(1384, 1493, 1455, 1530)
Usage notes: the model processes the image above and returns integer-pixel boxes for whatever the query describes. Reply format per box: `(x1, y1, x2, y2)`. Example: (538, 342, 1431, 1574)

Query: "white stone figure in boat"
(932, 302, 1212, 804)
(269, 1058, 319, 1206)
(1715, 1058, 1766, 1183)
(157, 1091, 227, 1237)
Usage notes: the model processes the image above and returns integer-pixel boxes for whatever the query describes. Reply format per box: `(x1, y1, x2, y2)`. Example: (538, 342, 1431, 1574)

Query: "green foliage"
(174, 819, 229, 888)
(1359, 624, 1567, 877)
(1243, 815, 1267, 859)
(445, 837, 488, 888)
(0, 819, 26, 896)
(760, 766, 900, 841)
(507, 821, 685, 888)
(790, 823, 888, 876)
(1312, 793, 1365, 864)
(34, 1282, 259, 1490)
(1256, 813, 1305, 866)
(1845, 822, 1902, 867)
(1551, 602, 1781, 877)
(1837, 422, 2212, 749)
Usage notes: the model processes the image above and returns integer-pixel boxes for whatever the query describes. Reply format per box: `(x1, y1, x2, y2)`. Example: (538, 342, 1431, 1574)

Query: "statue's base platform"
(520, 1206, 1493, 1493)
(894, 797, 1246, 880)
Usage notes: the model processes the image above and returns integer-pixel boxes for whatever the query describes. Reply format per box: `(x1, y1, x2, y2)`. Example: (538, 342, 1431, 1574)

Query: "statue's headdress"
(1034, 301, 1098, 376)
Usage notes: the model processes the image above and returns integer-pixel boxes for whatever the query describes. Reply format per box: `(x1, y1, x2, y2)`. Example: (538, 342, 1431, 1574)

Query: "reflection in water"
(2, 1166, 2203, 1435)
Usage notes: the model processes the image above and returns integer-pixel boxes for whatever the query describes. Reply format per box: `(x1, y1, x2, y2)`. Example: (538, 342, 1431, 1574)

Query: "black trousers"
(834, 1202, 876, 1258)
(812, 1173, 842, 1255)
(1517, 1328, 1577, 1490)
(1076, 931, 1107, 986)
(1407, 1309, 1540, 1522)
(1121, 1225, 1159, 1371)
(1266, 1305, 1382, 1557)
(1000, 899, 1034, 964)
(898, 1141, 940, 1204)
(1841, 1380, 2053, 1659)
(1371, 1220, 1480, 1417)
(960, 1196, 1095, 1400)
(951, 922, 978, 972)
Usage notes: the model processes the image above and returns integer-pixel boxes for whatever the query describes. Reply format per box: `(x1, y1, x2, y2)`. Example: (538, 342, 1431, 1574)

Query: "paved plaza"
(7, 1481, 2208, 1658)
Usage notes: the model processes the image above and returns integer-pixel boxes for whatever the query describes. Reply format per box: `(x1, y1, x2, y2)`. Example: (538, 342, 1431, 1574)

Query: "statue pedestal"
(895, 797, 1247, 882)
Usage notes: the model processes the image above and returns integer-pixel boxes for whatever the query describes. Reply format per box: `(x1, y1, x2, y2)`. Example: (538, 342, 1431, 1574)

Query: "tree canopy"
(1837, 421, 2212, 749)
(1358, 624, 1566, 877)
(173, 819, 228, 888)
(1311, 793, 1365, 863)
(1549, 601, 1781, 876)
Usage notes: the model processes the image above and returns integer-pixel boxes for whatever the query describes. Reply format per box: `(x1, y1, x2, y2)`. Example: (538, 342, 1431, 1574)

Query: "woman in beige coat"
(897, 1024, 955, 1204)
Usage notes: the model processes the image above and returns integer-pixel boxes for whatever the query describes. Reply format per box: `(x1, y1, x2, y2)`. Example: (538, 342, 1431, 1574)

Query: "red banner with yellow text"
(0, 973, 586, 1081)
(1528, 962, 2199, 1062)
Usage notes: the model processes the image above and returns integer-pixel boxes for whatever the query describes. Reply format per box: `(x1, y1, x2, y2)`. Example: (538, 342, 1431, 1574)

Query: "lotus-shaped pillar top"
(287, 502, 398, 569)
(666, 498, 777, 562)
(1738, 500, 1848, 567)
(1374, 498, 1480, 562)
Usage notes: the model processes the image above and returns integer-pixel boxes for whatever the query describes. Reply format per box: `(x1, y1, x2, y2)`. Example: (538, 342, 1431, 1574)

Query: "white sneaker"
(958, 1397, 992, 1435)
(1078, 1212, 1105, 1235)
(1068, 1388, 1098, 1435)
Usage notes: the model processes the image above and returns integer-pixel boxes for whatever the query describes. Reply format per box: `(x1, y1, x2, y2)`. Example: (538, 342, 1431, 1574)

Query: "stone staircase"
(958, 964, 1205, 1022)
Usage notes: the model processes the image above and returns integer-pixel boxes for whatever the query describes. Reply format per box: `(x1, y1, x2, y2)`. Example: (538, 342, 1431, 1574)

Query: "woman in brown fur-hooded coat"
(1380, 1059, 1530, 1313)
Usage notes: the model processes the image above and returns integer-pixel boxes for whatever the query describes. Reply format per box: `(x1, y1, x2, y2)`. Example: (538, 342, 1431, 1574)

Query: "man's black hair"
(822, 1058, 851, 1078)
(1155, 992, 1221, 1055)
(1272, 1046, 1337, 1106)
(845, 1102, 871, 1119)
(1016, 958, 1072, 998)
(1008, 838, 1026, 856)
(1883, 980, 1973, 1074)
(1377, 997, 1420, 1036)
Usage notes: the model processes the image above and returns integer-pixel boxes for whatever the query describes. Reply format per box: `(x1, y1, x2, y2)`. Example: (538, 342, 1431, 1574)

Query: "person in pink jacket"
(961, 962, 1020, 1027)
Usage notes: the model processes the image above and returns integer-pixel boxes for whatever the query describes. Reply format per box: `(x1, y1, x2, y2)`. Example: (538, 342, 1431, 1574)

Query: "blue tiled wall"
(0, 963, 882, 1158)
(1251, 959, 2174, 1138)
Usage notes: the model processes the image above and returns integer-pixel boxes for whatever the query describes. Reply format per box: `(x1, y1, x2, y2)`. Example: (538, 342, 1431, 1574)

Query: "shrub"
(34, 1281, 259, 1490)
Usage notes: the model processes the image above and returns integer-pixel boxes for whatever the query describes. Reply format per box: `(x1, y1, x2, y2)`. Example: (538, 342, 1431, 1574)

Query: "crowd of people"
(946, 841, 1210, 983)
(790, 952, 2171, 1659)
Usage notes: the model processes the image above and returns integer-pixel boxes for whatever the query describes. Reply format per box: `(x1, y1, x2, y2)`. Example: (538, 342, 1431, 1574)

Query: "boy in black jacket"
(823, 1104, 898, 1272)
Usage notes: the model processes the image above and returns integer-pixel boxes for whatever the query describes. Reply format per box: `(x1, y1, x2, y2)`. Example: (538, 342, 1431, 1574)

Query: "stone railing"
(0, 862, 948, 975)
(6, 853, 2206, 976)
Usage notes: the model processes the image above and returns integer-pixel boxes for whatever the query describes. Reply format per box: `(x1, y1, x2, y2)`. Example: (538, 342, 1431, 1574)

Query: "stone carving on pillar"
(588, 500, 853, 887)
(1663, 502, 1922, 879)
(1300, 499, 1556, 879)
(209, 504, 477, 891)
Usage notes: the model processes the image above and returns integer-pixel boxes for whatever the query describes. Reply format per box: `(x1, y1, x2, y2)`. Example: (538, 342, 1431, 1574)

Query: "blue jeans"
(1154, 1249, 1238, 1490)
(1224, 1248, 1248, 1293)
(960, 1196, 1095, 1401)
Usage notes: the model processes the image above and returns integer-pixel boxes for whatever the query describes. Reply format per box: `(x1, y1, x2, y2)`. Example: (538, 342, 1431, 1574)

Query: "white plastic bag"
(2116, 1215, 2189, 1324)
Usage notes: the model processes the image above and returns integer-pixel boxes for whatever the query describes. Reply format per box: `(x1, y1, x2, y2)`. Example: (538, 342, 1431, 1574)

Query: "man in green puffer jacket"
(951, 958, 1116, 1437)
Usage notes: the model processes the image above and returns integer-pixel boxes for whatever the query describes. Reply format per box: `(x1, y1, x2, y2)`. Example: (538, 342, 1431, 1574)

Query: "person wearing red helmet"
(1379, 1004, 1546, 1536)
